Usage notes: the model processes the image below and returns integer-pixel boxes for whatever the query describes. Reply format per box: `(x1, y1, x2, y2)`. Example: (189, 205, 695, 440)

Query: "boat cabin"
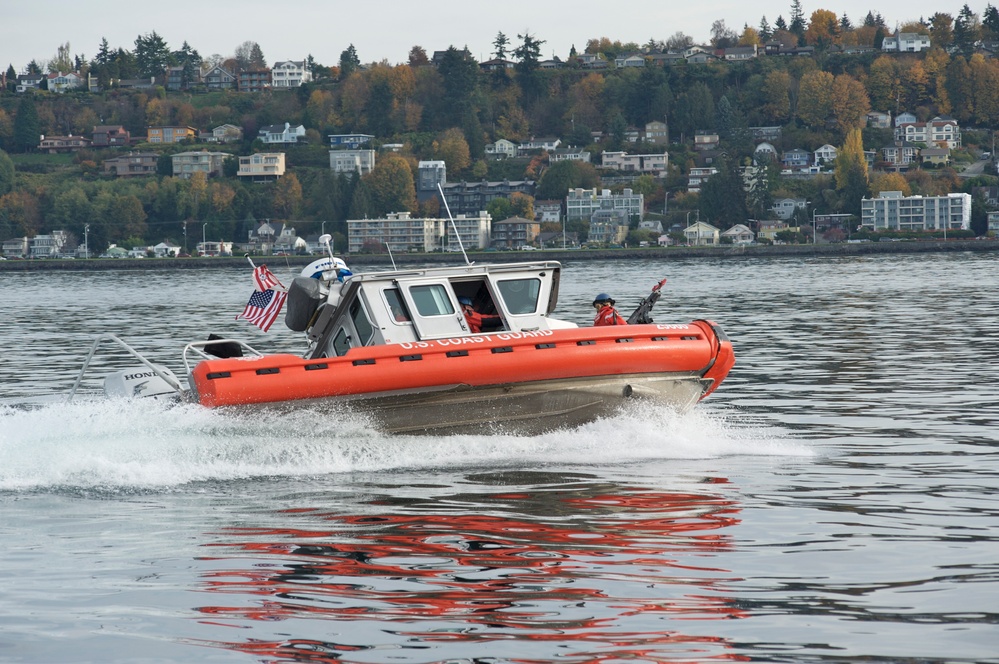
(305, 261, 573, 359)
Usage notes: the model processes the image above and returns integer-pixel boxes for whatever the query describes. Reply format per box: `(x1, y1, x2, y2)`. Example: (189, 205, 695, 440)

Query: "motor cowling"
(104, 366, 180, 399)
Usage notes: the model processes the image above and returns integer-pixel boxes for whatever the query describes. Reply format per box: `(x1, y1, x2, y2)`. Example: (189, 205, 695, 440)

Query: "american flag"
(236, 288, 288, 332)
(253, 265, 284, 292)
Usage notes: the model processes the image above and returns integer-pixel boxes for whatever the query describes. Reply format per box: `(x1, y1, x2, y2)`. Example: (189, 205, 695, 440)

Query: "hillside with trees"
(2, 3, 999, 254)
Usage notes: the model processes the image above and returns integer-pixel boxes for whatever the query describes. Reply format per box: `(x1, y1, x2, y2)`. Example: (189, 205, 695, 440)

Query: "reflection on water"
(193, 473, 745, 662)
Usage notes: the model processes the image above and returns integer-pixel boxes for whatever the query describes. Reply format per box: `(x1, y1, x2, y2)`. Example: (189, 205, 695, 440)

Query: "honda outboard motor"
(104, 366, 181, 400)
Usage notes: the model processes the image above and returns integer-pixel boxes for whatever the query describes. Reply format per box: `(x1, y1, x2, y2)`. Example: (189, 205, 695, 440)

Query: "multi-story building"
(347, 211, 492, 253)
(202, 124, 243, 143)
(643, 121, 669, 145)
(601, 152, 668, 174)
(29, 231, 69, 258)
(687, 167, 716, 193)
(147, 126, 198, 143)
(202, 64, 236, 90)
(438, 180, 535, 217)
(882, 32, 931, 52)
(566, 188, 644, 223)
(271, 60, 312, 87)
(491, 216, 540, 249)
(330, 149, 376, 176)
(588, 210, 630, 244)
(417, 160, 447, 193)
(485, 138, 517, 159)
(772, 198, 807, 221)
(895, 117, 961, 149)
(238, 69, 271, 92)
(171, 151, 229, 178)
(103, 152, 159, 177)
(860, 191, 972, 232)
(237, 153, 286, 182)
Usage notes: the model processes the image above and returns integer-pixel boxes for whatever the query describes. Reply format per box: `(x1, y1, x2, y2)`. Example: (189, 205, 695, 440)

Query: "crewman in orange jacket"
(592, 293, 627, 326)
(459, 296, 500, 333)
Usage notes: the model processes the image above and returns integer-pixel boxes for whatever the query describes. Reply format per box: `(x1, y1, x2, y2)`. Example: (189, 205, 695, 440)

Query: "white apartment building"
(237, 153, 286, 182)
(566, 188, 644, 222)
(895, 117, 961, 149)
(601, 152, 668, 174)
(860, 191, 971, 232)
(330, 149, 376, 176)
(348, 211, 492, 253)
(687, 167, 717, 193)
(271, 60, 313, 87)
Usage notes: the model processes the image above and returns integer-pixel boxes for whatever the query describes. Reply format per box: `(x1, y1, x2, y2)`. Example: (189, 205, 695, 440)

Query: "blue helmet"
(458, 296, 473, 306)
(593, 293, 615, 306)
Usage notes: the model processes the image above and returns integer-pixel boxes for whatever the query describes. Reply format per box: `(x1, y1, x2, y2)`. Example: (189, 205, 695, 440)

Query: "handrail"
(67, 333, 185, 402)
(181, 338, 263, 374)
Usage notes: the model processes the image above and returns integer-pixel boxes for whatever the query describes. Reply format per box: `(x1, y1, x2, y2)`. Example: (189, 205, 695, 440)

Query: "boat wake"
(0, 399, 810, 492)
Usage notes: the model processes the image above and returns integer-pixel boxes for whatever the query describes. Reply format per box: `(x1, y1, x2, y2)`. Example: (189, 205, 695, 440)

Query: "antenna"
(437, 182, 471, 266)
(384, 240, 397, 270)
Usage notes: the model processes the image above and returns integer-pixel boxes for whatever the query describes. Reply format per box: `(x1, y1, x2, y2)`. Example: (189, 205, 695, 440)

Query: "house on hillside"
(92, 125, 130, 147)
(202, 64, 236, 90)
(882, 32, 931, 52)
(684, 221, 720, 246)
(722, 224, 755, 244)
(104, 152, 159, 177)
(259, 123, 306, 144)
(171, 151, 228, 178)
(271, 60, 312, 87)
(237, 153, 286, 182)
(148, 126, 198, 143)
(38, 135, 90, 153)
(485, 138, 517, 159)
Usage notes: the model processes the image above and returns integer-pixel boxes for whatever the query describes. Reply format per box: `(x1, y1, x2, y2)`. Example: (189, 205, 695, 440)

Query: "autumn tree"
(834, 128, 869, 214)
(364, 153, 416, 216)
(831, 74, 870, 133)
(272, 172, 303, 219)
(805, 9, 840, 47)
(870, 171, 911, 196)
(796, 70, 834, 128)
(408, 45, 430, 67)
(929, 13, 955, 49)
(760, 70, 791, 124)
(433, 127, 471, 174)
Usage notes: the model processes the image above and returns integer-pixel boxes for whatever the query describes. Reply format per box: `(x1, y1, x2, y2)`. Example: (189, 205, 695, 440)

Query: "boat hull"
(189, 321, 734, 434)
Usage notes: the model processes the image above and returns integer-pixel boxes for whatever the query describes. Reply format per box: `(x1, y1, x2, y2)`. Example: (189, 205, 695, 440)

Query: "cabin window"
(497, 278, 541, 314)
(409, 284, 455, 317)
(350, 299, 374, 345)
(384, 288, 411, 323)
(331, 327, 351, 356)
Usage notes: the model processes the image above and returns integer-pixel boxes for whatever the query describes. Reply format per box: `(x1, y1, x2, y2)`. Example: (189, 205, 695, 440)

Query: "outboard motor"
(104, 365, 181, 400)
(285, 276, 325, 332)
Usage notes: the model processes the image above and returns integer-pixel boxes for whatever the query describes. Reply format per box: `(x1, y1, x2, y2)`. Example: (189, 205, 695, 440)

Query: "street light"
(202, 222, 208, 255)
(84, 224, 89, 260)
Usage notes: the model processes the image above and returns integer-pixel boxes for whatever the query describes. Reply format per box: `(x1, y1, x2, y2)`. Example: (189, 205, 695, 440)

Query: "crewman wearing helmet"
(592, 293, 627, 326)
(459, 296, 501, 333)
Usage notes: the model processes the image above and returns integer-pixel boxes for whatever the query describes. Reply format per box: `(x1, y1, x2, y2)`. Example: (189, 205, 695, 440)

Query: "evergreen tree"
(759, 16, 773, 41)
(493, 32, 510, 59)
(339, 44, 360, 79)
(789, 0, 806, 40)
(984, 4, 999, 39)
(840, 13, 853, 32)
(774, 16, 788, 32)
(134, 31, 172, 78)
(12, 96, 40, 153)
(699, 156, 748, 228)
(513, 32, 545, 101)
(4, 64, 15, 93)
(0, 149, 14, 195)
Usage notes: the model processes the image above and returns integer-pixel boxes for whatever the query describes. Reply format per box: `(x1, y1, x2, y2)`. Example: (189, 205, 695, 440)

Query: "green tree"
(513, 32, 545, 101)
(493, 32, 510, 59)
(698, 156, 748, 227)
(0, 149, 14, 195)
(536, 160, 599, 200)
(486, 196, 512, 220)
(134, 31, 172, 78)
(339, 44, 360, 79)
(12, 96, 40, 153)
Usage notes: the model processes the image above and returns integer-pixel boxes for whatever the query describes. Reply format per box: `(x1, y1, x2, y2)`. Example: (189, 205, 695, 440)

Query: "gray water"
(1, 253, 997, 663)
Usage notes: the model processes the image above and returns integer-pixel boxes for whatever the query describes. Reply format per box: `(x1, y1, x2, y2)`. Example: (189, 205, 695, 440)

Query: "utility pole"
(84, 224, 89, 259)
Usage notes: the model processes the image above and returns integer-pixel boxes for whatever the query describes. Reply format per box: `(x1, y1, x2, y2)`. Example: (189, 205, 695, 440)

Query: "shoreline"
(1, 239, 996, 272)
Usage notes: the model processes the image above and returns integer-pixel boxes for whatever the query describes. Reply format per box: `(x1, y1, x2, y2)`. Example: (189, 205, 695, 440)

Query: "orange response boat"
(74, 247, 734, 435)
(182, 256, 735, 435)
